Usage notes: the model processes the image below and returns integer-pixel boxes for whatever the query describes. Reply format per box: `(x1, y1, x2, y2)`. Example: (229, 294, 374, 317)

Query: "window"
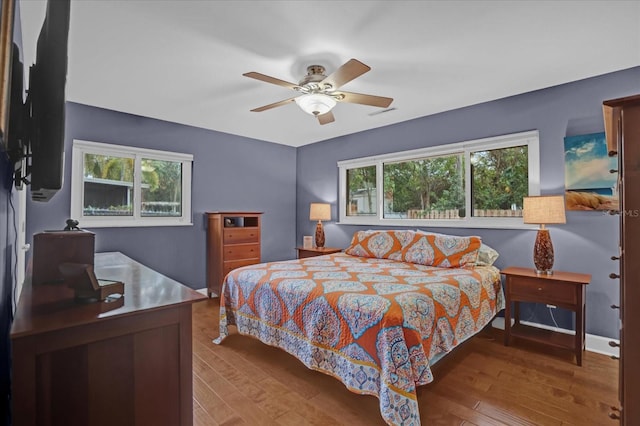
(346, 165, 377, 216)
(338, 131, 540, 228)
(71, 140, 193, 227)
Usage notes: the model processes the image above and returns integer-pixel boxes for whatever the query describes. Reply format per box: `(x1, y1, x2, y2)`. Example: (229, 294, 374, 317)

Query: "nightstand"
(296, 247, 342, 259)
(501, 266, 591, 366)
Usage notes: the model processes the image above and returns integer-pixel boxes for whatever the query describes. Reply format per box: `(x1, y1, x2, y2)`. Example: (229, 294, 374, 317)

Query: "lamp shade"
(523, 195, 566, 224)
(295, 94, 337, 116)
(309, 203, 331, 221)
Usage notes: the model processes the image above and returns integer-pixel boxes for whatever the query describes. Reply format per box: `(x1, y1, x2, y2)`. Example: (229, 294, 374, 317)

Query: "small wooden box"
(32, 230, 95, 285)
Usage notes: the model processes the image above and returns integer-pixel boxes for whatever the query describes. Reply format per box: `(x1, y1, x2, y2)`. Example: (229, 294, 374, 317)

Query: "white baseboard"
(196, 288, 209, 296)
(491, 317, 619, 358)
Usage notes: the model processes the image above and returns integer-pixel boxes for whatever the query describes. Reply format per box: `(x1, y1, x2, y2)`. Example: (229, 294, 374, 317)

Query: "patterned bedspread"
(214, 253, 504, 425)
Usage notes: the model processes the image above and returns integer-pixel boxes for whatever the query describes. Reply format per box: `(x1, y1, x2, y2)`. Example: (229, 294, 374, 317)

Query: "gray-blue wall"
(296, 66, 640, 339)
(26, 102, 297, 290)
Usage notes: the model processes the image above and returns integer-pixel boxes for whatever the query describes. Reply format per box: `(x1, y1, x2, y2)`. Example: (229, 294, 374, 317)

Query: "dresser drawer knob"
(537, 287, 543, 291)
(611, 256, 620, 261)
(608, 341, 620, 348)
(609, 273, 620, 279)
(608, 406, 621, 420)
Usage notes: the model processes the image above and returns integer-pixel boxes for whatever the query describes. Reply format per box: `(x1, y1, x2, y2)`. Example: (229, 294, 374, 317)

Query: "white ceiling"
(19, 1, 640, 148)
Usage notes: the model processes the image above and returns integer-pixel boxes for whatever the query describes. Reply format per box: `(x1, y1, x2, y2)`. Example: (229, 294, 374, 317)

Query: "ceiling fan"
(243, 58, 393, 125)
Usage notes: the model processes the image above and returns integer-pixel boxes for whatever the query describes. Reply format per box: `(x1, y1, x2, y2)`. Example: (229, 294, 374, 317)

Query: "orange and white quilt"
(214, 253, 504, 425)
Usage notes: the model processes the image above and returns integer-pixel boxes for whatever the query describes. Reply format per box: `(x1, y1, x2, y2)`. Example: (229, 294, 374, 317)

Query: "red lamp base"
(315, 221, 325, 248)
(533, 228, 554, 275)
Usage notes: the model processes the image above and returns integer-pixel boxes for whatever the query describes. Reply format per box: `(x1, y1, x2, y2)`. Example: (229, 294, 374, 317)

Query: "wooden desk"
(501, 266, 590, 366)
(11, 252, 207, 426)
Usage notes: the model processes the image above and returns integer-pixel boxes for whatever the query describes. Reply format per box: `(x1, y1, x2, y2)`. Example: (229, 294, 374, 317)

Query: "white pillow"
(476, 243, 500, 266)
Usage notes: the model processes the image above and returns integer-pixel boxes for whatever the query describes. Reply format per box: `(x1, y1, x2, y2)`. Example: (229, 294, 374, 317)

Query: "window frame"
(337, 130, 540, 229)
(71, 140, 193, 228)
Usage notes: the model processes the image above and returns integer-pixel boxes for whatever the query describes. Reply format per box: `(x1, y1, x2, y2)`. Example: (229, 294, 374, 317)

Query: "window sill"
(337, 217, 539, 230)
(77, 218, 193, 228)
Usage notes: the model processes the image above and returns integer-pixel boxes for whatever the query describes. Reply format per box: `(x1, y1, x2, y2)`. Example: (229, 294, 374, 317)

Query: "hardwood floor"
(192, 299, 618, 425)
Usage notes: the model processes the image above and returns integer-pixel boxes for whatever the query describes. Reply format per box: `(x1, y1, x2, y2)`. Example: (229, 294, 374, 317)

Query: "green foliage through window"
(347, 166, 376, 216)
(471, 146, 528, 217)
(384, 154, 465, 219)
(73, 140, 193, 227)
(338, 130, 539, 226)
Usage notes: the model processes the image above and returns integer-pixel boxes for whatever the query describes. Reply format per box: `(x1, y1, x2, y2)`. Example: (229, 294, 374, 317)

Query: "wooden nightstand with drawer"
(296, 247, 342, 259)
(501, 266, 591, 365)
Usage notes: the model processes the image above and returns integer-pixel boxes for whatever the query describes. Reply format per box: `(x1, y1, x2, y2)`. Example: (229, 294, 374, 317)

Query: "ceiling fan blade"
(250, 97, 296, 112)
(337, 91, 393, 108)
(322, 59, 370, 89)
(243, 72, 299, 90)
(317, 111, 335, 125)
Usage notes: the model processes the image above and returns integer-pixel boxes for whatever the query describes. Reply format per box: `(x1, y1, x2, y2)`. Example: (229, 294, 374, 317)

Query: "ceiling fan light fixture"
(295, 93, 337, 116)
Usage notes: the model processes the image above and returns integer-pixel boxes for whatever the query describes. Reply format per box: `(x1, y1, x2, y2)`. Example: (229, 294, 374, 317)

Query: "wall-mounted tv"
(0, 0, 18, 156)
(2, 0, 71, 202)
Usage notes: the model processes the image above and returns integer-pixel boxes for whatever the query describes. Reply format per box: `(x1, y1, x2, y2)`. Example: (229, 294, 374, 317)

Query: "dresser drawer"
(508, 277, 577, 306)
(223, 258, 260, 276)
(223, 243, 260, 260)
(224, 227, 260, 244)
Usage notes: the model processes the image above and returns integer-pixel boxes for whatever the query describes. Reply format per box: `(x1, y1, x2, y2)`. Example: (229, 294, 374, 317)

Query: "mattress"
(214, 252, 504, 425)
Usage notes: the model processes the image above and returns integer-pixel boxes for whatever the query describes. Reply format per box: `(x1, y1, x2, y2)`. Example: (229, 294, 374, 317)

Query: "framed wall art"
(564, 132, 618, 211)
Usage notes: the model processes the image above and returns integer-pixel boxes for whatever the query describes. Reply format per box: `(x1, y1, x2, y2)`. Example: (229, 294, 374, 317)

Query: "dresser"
(603, 94, 640, 424)
(10, 252, 206, 426)
(206, 212, 262, 297)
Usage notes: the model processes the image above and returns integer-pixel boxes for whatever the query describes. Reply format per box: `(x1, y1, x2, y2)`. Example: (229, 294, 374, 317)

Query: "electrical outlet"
(546, 304, 557, 309)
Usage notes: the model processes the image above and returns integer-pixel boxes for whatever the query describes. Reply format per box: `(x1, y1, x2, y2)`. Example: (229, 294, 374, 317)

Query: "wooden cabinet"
(206, 212, 262, 297)
(296, 246, 342, 259)
(10, 252, 206, 426)
(501, 266, 590, 366)
(603, 94, 640, 424)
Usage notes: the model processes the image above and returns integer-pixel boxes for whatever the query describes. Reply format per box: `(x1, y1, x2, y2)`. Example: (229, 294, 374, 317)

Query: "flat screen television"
(3, 0, 71, 202)
(0, 0, 19, 158)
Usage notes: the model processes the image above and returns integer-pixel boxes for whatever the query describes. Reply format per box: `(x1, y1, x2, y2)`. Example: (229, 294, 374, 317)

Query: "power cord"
(8, 189, 17, 320)
(548, 306, 560, 329)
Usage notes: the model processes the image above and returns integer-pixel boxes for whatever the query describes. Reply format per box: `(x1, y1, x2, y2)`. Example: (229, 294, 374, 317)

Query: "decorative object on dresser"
(501, 266, 590, 366)
(603, 94, 640, 425)
(302, 235, 313, 249)
(522, 195, 566, 275)
(205, 212, 262, 297)
(296, 246, 342, 259)
(309, 203, 330, 248)
(32, 229, 95, 286)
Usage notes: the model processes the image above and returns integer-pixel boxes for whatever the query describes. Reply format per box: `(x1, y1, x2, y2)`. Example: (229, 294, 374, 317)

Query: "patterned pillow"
(415, 229, 497, 266)
(402, 233, 481, 267)
(345, 230, 416, 260)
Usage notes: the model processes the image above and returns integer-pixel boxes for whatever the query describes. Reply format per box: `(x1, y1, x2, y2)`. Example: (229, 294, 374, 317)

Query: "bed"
(214, 230, 504, 425)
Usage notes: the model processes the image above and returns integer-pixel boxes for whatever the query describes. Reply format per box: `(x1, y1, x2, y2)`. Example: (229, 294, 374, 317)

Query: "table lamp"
(523, 195, 566, 275)
(309, 203, 331, 248)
